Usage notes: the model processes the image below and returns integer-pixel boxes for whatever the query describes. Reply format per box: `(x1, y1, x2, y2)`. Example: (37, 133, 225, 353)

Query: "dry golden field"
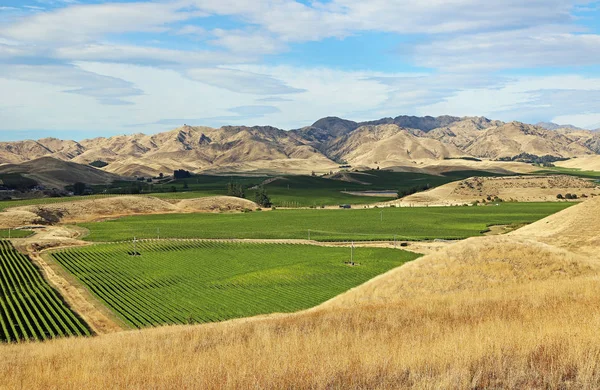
(1, 198, 600, 389)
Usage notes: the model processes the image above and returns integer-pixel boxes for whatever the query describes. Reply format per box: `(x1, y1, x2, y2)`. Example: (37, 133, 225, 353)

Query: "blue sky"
(1, 0, 600, 140)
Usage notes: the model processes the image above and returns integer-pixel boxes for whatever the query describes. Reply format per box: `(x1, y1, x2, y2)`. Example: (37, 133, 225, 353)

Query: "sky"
(1, 0, 600, 141)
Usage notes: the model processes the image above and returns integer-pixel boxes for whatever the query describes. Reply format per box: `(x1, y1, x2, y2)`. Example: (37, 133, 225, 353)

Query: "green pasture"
(80, 202, 572, 242)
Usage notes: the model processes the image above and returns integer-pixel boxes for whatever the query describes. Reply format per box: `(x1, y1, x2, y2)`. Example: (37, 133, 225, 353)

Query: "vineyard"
(51, 241, 420, 328)
(81, 202, 573, 242)
(0, 240, 90, 342)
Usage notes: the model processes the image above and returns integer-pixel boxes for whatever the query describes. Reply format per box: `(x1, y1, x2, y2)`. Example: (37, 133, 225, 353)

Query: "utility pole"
(157, 228, 160, 240)
(8, 228, 10, 240)
(133, 236, 137, 255)
(380, 209, 383, 222)
(394, 234, 396, 248)
(351, 241, 354, 264)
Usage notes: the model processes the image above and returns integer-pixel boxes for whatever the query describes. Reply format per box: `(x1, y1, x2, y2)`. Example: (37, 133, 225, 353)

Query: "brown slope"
(328, 124, 464, 166)
(465, 122, 592, 158)
(0, 156, 123, 188)
(424, 116, 502, 149)
(510, 195, 600, 257)
(392, 175, 599, 206)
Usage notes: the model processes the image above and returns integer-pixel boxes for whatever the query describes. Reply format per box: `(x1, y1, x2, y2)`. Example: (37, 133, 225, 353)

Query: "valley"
(1, 114, 600, 389)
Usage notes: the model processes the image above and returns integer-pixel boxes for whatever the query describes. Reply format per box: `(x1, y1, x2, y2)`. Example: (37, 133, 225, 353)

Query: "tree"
(73, 182, 86, 195)
(183, 180, 189, 190)
(173, 169, 191, 179)
(159, 173, 164, 179)
(254, 186, 272, 208)
(227, 182, 245, 198)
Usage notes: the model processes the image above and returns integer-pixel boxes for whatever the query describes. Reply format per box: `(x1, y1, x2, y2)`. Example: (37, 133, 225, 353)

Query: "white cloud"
(186, 67, 305, 94)
(209, 29, 285, 55)
(186, 0, 590, 41)
(413, 26, 600, 71)
(55, 43, 245, 66)
(0, 64, 142, 104)
(0, 2, 197, 43)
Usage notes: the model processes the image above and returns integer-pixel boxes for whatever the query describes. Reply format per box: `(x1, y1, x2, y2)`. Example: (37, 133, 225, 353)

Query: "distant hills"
(535, 122, 586, 131)
(1, 115, 600, 177)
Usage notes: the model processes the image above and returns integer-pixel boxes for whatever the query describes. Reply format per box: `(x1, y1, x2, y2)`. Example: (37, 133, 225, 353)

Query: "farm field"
(244, 170, 504, 207)
(0, 240, 90, 342)
(536, 166, 600, 180)
(51, 241, 420, 328)
(0, 229, 32, 239)
(81, 202, 572, 242)
(0, 170, 499, 211)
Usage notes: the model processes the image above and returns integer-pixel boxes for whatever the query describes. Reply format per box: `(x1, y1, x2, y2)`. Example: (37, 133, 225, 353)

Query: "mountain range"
(2, 115, 600, 177)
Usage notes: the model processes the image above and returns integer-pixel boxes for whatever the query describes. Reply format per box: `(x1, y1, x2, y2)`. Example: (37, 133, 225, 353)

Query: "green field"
(81, 202, 571, 242)
(535, 167, 600, 180)
(0, 170, 504, 210)
(244, 170, 502, 207)
(51, 241, 420, 328)
(0, 229, 33, 239)
(0, 240, 90, 342)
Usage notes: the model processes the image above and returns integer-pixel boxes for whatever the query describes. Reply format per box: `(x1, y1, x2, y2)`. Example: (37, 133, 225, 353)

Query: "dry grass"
(2, 277, 600, 389)
(395, 175, 599, 206)
(0, 195, 259, 228)
(2, 199, 600, 389)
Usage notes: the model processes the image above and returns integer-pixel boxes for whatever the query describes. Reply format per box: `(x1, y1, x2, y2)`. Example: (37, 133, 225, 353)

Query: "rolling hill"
(0, 157, 123, 188)
(1, 115, 599, 176)
(2, 192, 600, 388)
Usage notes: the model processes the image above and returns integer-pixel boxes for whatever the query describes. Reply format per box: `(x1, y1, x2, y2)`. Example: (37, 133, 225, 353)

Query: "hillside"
(1, 115, 599, 176)
(2, 197, 600, 388)
(393, 175, 599, 205)
(0, 157, 122, 188)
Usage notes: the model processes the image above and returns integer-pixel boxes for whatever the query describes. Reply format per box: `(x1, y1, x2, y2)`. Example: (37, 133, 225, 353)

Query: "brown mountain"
(0, 156, 123, 188)
(0, 116, 598, 176)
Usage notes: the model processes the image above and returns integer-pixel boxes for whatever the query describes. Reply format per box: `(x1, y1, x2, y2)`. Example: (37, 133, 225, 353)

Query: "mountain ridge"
(1, 115, 598, 176)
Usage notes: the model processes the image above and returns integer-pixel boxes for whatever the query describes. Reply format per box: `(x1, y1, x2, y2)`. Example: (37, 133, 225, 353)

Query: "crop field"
(81, 202, 572, 242)
(244, 170, 504, 207)
(0, 240, 90, 342)
(51, 241, 420, 328)
(87, 170, 508, 206)
(0, 229, 32, 239)
(536, 167, 600, 180)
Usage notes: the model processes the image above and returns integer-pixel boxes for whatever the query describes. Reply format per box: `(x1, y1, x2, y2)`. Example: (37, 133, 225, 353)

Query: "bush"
(556, 194, 564, 199)
(89, 160, 108, 168)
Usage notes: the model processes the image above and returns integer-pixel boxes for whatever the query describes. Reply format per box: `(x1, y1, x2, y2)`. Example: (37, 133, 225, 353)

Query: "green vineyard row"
(0, 240, 90, 342)
(52, 240, 420, 328)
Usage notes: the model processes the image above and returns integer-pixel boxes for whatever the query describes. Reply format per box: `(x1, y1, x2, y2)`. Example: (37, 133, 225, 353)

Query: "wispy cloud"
(186, 68, 305, 94)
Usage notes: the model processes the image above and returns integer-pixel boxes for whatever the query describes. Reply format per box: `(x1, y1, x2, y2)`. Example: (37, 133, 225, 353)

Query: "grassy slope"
(52, 241, 419, 328)
(81, 202, 572, 242)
